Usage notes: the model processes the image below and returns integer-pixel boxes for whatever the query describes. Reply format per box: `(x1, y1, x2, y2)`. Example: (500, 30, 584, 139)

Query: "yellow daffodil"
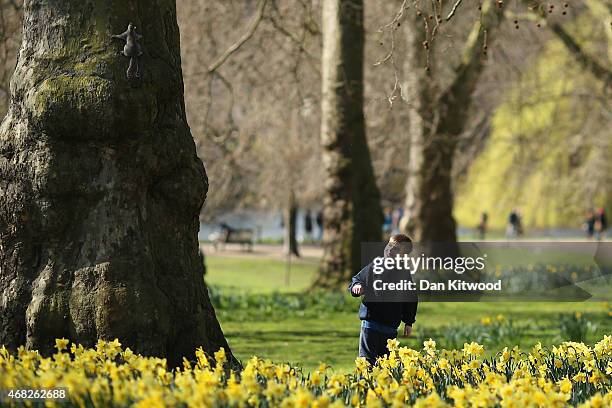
(1, 336, 610, 407)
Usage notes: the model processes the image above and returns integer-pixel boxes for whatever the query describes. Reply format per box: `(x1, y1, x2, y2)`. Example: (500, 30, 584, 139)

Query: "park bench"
(213, 226, 254, 251)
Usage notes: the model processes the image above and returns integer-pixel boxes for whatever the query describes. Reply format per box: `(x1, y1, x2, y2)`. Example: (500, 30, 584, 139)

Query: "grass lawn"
(206, 255, 317, 292)
(206, 253, 612, 372)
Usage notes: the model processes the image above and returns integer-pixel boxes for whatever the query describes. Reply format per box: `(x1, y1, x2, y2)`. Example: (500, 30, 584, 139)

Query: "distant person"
(397, 207, 404, 233)
(391, 207, 403, 234)
(584, 209, 596, 239)
(477, 212, 488, 240)
(304, 210, 313, 241)
(595, 207, 608, 241)
(506, 209, 520, 238)
(516, 210, 524, 236)
(382, 207, 393, 237)
(316, 210, 324, 241)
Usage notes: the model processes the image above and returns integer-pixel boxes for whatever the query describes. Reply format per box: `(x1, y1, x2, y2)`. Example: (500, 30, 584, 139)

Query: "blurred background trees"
(455, 0, 611, 229)
(0, 0, 608, 277)
(396, 0, 505, 249)
(179, 0, 609, 235)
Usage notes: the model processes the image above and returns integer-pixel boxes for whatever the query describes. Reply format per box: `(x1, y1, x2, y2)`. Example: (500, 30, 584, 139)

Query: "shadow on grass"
(224, 329, 357, 341)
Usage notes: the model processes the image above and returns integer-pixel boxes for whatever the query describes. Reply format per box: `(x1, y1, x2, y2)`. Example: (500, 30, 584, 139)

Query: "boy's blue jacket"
(348, 262, 418, 328)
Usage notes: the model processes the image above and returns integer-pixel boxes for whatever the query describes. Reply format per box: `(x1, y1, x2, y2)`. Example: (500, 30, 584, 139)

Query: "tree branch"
(207, 0, 267, 73)
(437, 0, 505, 135)
(445, 0, 464, 22)
(267, 13, 319, 68)
(549, 22, 612, 87)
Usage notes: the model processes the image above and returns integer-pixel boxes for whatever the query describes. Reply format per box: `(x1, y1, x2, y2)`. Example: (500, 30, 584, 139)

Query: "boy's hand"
(403, 325, 412, 337)
(351, 284, 364, 296)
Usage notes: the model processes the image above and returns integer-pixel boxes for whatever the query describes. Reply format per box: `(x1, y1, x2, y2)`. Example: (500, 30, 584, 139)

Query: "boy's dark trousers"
(359, 327, 396, 365)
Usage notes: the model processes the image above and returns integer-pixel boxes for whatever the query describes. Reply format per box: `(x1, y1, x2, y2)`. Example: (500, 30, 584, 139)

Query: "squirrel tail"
(127, 57, 140, 80)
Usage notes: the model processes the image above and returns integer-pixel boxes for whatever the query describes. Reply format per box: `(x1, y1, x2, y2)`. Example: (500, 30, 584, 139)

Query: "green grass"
(206, 255, 316, 292)
(219, 304, 610, 372)
(206, 253, 612, 372)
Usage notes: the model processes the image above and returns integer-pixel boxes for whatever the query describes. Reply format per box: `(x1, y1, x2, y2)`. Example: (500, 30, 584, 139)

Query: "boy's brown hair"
(389, 234, 412, 244)
(386, 233, 413, 255)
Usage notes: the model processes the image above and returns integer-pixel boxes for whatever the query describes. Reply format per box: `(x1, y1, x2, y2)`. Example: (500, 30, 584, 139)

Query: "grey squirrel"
(112, 23, 143, 80)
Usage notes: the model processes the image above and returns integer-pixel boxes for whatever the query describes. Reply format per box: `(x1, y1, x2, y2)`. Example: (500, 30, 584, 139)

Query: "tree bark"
(314, 0, 382, 288)
(399, 10, 438, 243)
(283, 190, 300, 257)
(0, 0, 233, 367)
(400, 0, 504, 250)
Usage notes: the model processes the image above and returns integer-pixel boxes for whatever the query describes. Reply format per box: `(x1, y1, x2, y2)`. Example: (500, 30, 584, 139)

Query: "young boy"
(348, 234, 418, 365)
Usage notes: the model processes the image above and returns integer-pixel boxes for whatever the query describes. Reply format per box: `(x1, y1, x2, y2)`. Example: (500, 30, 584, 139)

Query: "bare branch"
(267, 12, 320, 71)
(445, 0, 464, 22)
(207, 0, 267, 73)
(549, 22, 612, 87)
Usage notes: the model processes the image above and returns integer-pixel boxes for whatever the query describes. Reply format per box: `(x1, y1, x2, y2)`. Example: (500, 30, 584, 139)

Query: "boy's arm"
(402, 300, 418, 326)
(348, 263, 370, 297)
(401, 285, 417, 336)
(401, 264, 418, 325)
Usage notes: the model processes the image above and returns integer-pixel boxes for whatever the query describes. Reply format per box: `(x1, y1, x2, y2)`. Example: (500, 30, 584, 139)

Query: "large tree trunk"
(400, 0, 504, 250)
(0, 0, 232, 367)
(400, 10, 440, 244)
(314, 0, 382, 288)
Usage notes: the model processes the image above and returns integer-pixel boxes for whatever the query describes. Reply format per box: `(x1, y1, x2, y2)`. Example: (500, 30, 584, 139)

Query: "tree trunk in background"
(0, 0, 233, 367)
(284, 190, 300, 257)
(314, 0, 382, 288)
(399, 10, 438, 244)
(400, 0, 504, 252)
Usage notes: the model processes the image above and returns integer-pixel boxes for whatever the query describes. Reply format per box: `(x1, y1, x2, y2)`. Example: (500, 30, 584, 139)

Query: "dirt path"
(200, 243, 323, 263)
(200, 238, 608, 263)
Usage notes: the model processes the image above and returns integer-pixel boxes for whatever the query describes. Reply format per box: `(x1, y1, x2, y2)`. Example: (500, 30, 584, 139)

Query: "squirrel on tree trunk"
(112, 23, 143, 80)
